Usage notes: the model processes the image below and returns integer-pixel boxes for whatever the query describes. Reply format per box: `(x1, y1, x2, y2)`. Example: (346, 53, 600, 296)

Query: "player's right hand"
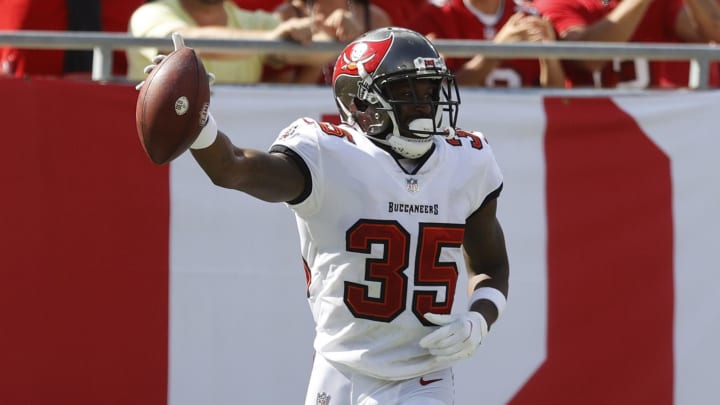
(135, 32, 215, 91)
(135, 54, 166, 91)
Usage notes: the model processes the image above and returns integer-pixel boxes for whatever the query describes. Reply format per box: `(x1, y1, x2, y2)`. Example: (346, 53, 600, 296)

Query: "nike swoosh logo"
(419, 377, 443, 386)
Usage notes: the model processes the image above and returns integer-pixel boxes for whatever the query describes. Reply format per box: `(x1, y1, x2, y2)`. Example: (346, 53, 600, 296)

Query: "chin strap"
(377, 126, 457, 159)
(387, 133, 433, 159)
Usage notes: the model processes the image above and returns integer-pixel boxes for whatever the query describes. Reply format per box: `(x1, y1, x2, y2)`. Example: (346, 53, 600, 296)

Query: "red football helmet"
(332, 27, 460, 158)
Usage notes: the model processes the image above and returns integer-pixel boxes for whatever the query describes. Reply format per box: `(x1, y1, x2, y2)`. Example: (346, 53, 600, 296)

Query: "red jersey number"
(344, 220, 464, 325)
(445, 129, 484, 150)
(318, 122, 355, 144)
(596, 58, 651, 88)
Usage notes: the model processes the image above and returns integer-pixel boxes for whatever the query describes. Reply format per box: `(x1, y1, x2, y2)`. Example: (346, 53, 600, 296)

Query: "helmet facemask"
(354, 59, 460, 159)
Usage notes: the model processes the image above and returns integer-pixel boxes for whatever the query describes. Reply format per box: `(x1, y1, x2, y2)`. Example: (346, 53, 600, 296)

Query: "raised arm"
(525, 15, 566, 88)
(190, 127, 306, 203)
(558, 0, 654, 71)
(676, 0, 720, 43)
(560, 0, 653, 41)
(135, 33, 307, 203)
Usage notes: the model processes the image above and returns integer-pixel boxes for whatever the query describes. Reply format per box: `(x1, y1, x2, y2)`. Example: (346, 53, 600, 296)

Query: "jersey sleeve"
(466, 130, 504, 216)
(268, 118, 324, 217)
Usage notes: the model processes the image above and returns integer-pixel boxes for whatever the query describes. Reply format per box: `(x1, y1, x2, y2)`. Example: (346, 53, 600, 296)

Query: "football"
(135, 47, 211, 164)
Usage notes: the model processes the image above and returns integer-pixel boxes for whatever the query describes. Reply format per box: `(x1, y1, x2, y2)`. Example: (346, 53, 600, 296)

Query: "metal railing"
(1, 30, 719, 88)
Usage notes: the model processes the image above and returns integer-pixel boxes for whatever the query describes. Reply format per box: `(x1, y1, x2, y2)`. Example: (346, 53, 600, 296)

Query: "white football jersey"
(270, 118, 503, 380)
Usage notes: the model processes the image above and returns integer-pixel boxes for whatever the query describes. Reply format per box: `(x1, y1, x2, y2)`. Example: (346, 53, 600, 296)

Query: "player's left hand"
(419, 312, 488, 362)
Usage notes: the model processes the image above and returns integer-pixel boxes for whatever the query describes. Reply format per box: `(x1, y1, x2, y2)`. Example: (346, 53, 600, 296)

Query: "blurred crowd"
(1, 0, 718, 88)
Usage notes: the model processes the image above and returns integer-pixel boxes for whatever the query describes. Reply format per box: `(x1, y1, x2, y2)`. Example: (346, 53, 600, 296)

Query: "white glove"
(419, 312, 488, 362)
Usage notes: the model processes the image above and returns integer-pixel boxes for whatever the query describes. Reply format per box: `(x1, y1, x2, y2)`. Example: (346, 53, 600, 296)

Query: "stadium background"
(1, 79, 719, 404)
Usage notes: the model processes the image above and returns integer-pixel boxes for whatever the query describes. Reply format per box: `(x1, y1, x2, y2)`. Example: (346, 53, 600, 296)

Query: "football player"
(153, 27, 510, 404)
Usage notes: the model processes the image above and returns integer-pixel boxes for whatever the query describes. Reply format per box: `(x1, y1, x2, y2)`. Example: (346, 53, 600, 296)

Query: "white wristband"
(190, 113, 218, 150)
(469, 287, 507, 320)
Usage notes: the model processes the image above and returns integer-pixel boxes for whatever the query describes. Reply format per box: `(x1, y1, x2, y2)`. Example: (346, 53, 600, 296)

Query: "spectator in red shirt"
(0, 0, 149, 79)
(372, 0, 428, 28)
(407, 0, 566, 87)
(534, 0, 720, 88)
(0, 0, 67, 77)
(660, 0, 720, 88)
(102, 0, 147, 76)
(232, 0, 285, 12)
(265, 0, 391, 83)
(274, 0, 391, 42)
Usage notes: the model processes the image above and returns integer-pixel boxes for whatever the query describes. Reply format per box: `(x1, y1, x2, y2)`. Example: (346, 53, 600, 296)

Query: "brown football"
(135, 47, 210, 165)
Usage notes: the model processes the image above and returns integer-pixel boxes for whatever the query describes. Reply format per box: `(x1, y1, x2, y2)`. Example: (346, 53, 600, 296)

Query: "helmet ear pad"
(351, 97, 392, 138)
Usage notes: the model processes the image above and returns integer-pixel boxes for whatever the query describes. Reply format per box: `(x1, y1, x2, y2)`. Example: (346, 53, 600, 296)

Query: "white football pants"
(304, 354, 454, 405)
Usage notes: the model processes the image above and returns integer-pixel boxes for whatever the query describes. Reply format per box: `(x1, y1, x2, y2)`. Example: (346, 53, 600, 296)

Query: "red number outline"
(344, 220, 464, 324)
(318, 122, 355, 144)
(445, 129, 484, 150)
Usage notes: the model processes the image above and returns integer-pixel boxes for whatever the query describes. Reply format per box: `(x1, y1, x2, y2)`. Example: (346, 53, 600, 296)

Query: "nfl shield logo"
(406, 178, 419, 193)
(316, 392, 331, 405)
